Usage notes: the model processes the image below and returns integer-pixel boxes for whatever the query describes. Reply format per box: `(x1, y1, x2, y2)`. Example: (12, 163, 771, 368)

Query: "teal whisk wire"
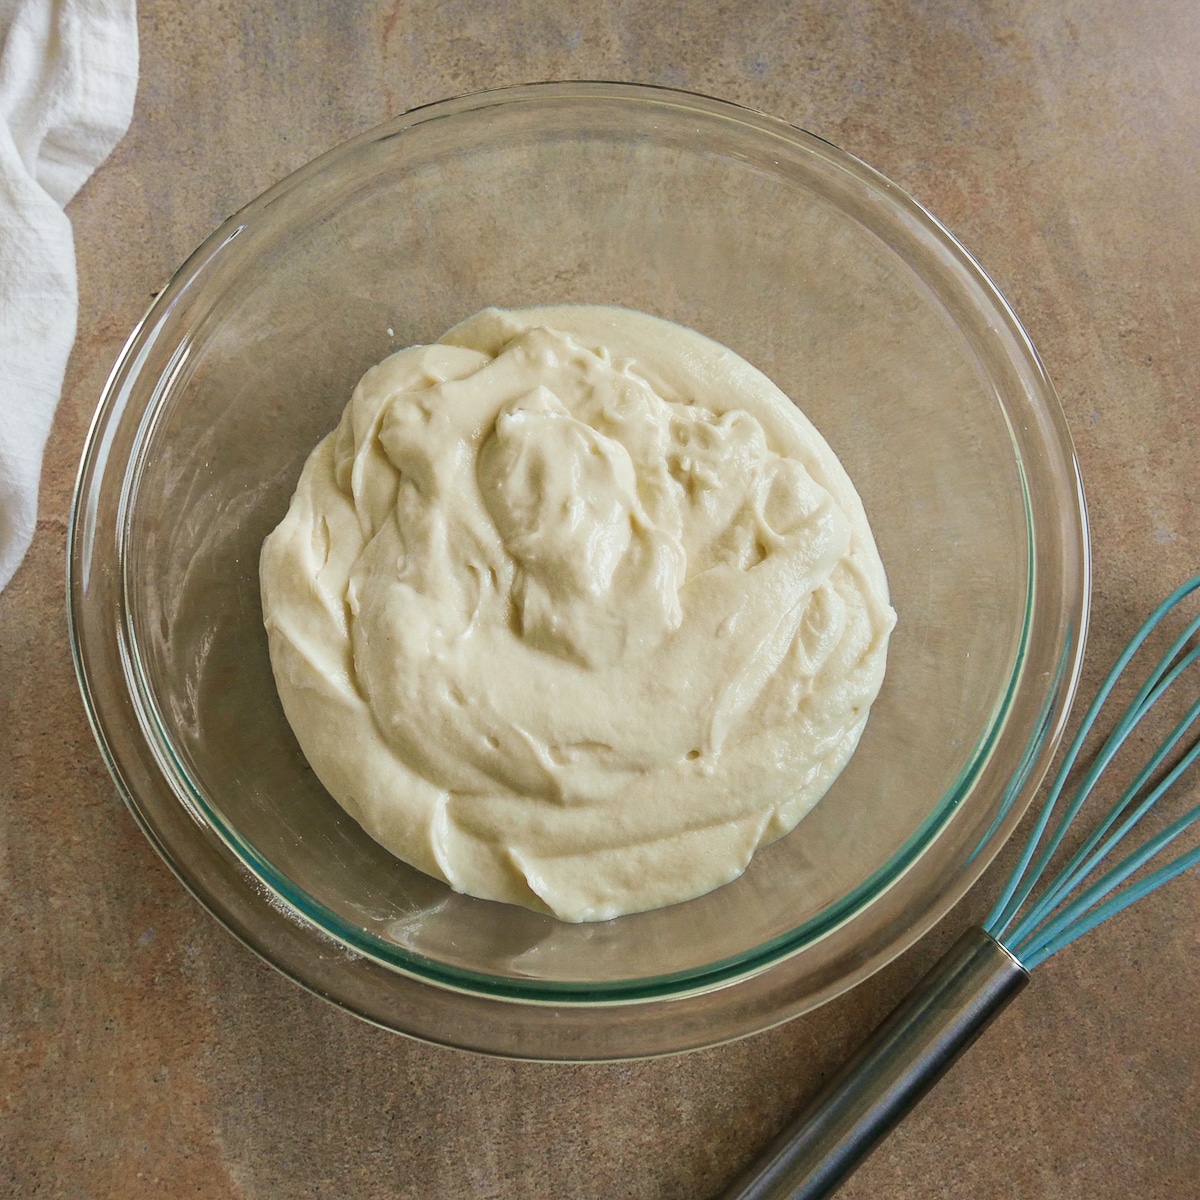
(1006, 685, 1200, 959)
(984, 573, 1200, 969)
(1014, 652, 1200, 930)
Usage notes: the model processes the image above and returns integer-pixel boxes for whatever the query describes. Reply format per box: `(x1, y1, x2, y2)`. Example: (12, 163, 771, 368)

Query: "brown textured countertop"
(3, 2, 1198, 1197)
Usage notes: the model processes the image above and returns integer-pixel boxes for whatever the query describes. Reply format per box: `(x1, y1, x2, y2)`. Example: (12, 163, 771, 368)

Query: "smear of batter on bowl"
(260, 306, 896, 921)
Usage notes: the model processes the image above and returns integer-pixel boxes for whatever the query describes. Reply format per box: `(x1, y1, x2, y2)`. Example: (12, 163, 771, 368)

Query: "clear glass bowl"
(69, 83, 1088, 1060)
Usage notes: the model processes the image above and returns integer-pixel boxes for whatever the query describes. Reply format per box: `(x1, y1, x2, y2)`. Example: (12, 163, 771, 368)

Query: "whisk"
(719, 573, 1200, 1200)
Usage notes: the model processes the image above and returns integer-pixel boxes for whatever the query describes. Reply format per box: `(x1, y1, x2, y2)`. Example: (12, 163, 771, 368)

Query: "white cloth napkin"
(0, 0, 137, 592)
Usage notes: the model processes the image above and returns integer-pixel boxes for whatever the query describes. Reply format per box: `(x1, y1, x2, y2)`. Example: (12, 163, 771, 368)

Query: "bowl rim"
(68, 80, 1090, 1058)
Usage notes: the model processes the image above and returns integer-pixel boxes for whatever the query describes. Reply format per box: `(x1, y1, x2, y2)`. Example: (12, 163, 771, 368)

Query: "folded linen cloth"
(0, 0, 137, 592)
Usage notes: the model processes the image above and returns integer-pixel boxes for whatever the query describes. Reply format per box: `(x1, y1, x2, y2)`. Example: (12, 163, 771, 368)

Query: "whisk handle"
(716, 927, 1029, 1200)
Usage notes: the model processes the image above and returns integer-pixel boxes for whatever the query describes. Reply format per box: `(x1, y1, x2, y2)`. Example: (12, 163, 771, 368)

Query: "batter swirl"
(261, 306, 896, 921)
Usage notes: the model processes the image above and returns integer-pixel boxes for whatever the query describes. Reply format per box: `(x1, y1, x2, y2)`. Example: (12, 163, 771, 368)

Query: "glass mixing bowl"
(69, 83, 1088, 1060)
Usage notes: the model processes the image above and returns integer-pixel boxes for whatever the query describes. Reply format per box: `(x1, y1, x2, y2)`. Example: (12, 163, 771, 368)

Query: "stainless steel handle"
(717, 927, 1029, 1200)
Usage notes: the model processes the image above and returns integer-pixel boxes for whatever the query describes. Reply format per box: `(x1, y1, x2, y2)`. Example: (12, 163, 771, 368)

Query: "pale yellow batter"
(260, 306, 896, 921)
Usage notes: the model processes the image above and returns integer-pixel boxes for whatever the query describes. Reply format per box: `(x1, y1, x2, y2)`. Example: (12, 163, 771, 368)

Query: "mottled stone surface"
(2, 1, 1198, 1197)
